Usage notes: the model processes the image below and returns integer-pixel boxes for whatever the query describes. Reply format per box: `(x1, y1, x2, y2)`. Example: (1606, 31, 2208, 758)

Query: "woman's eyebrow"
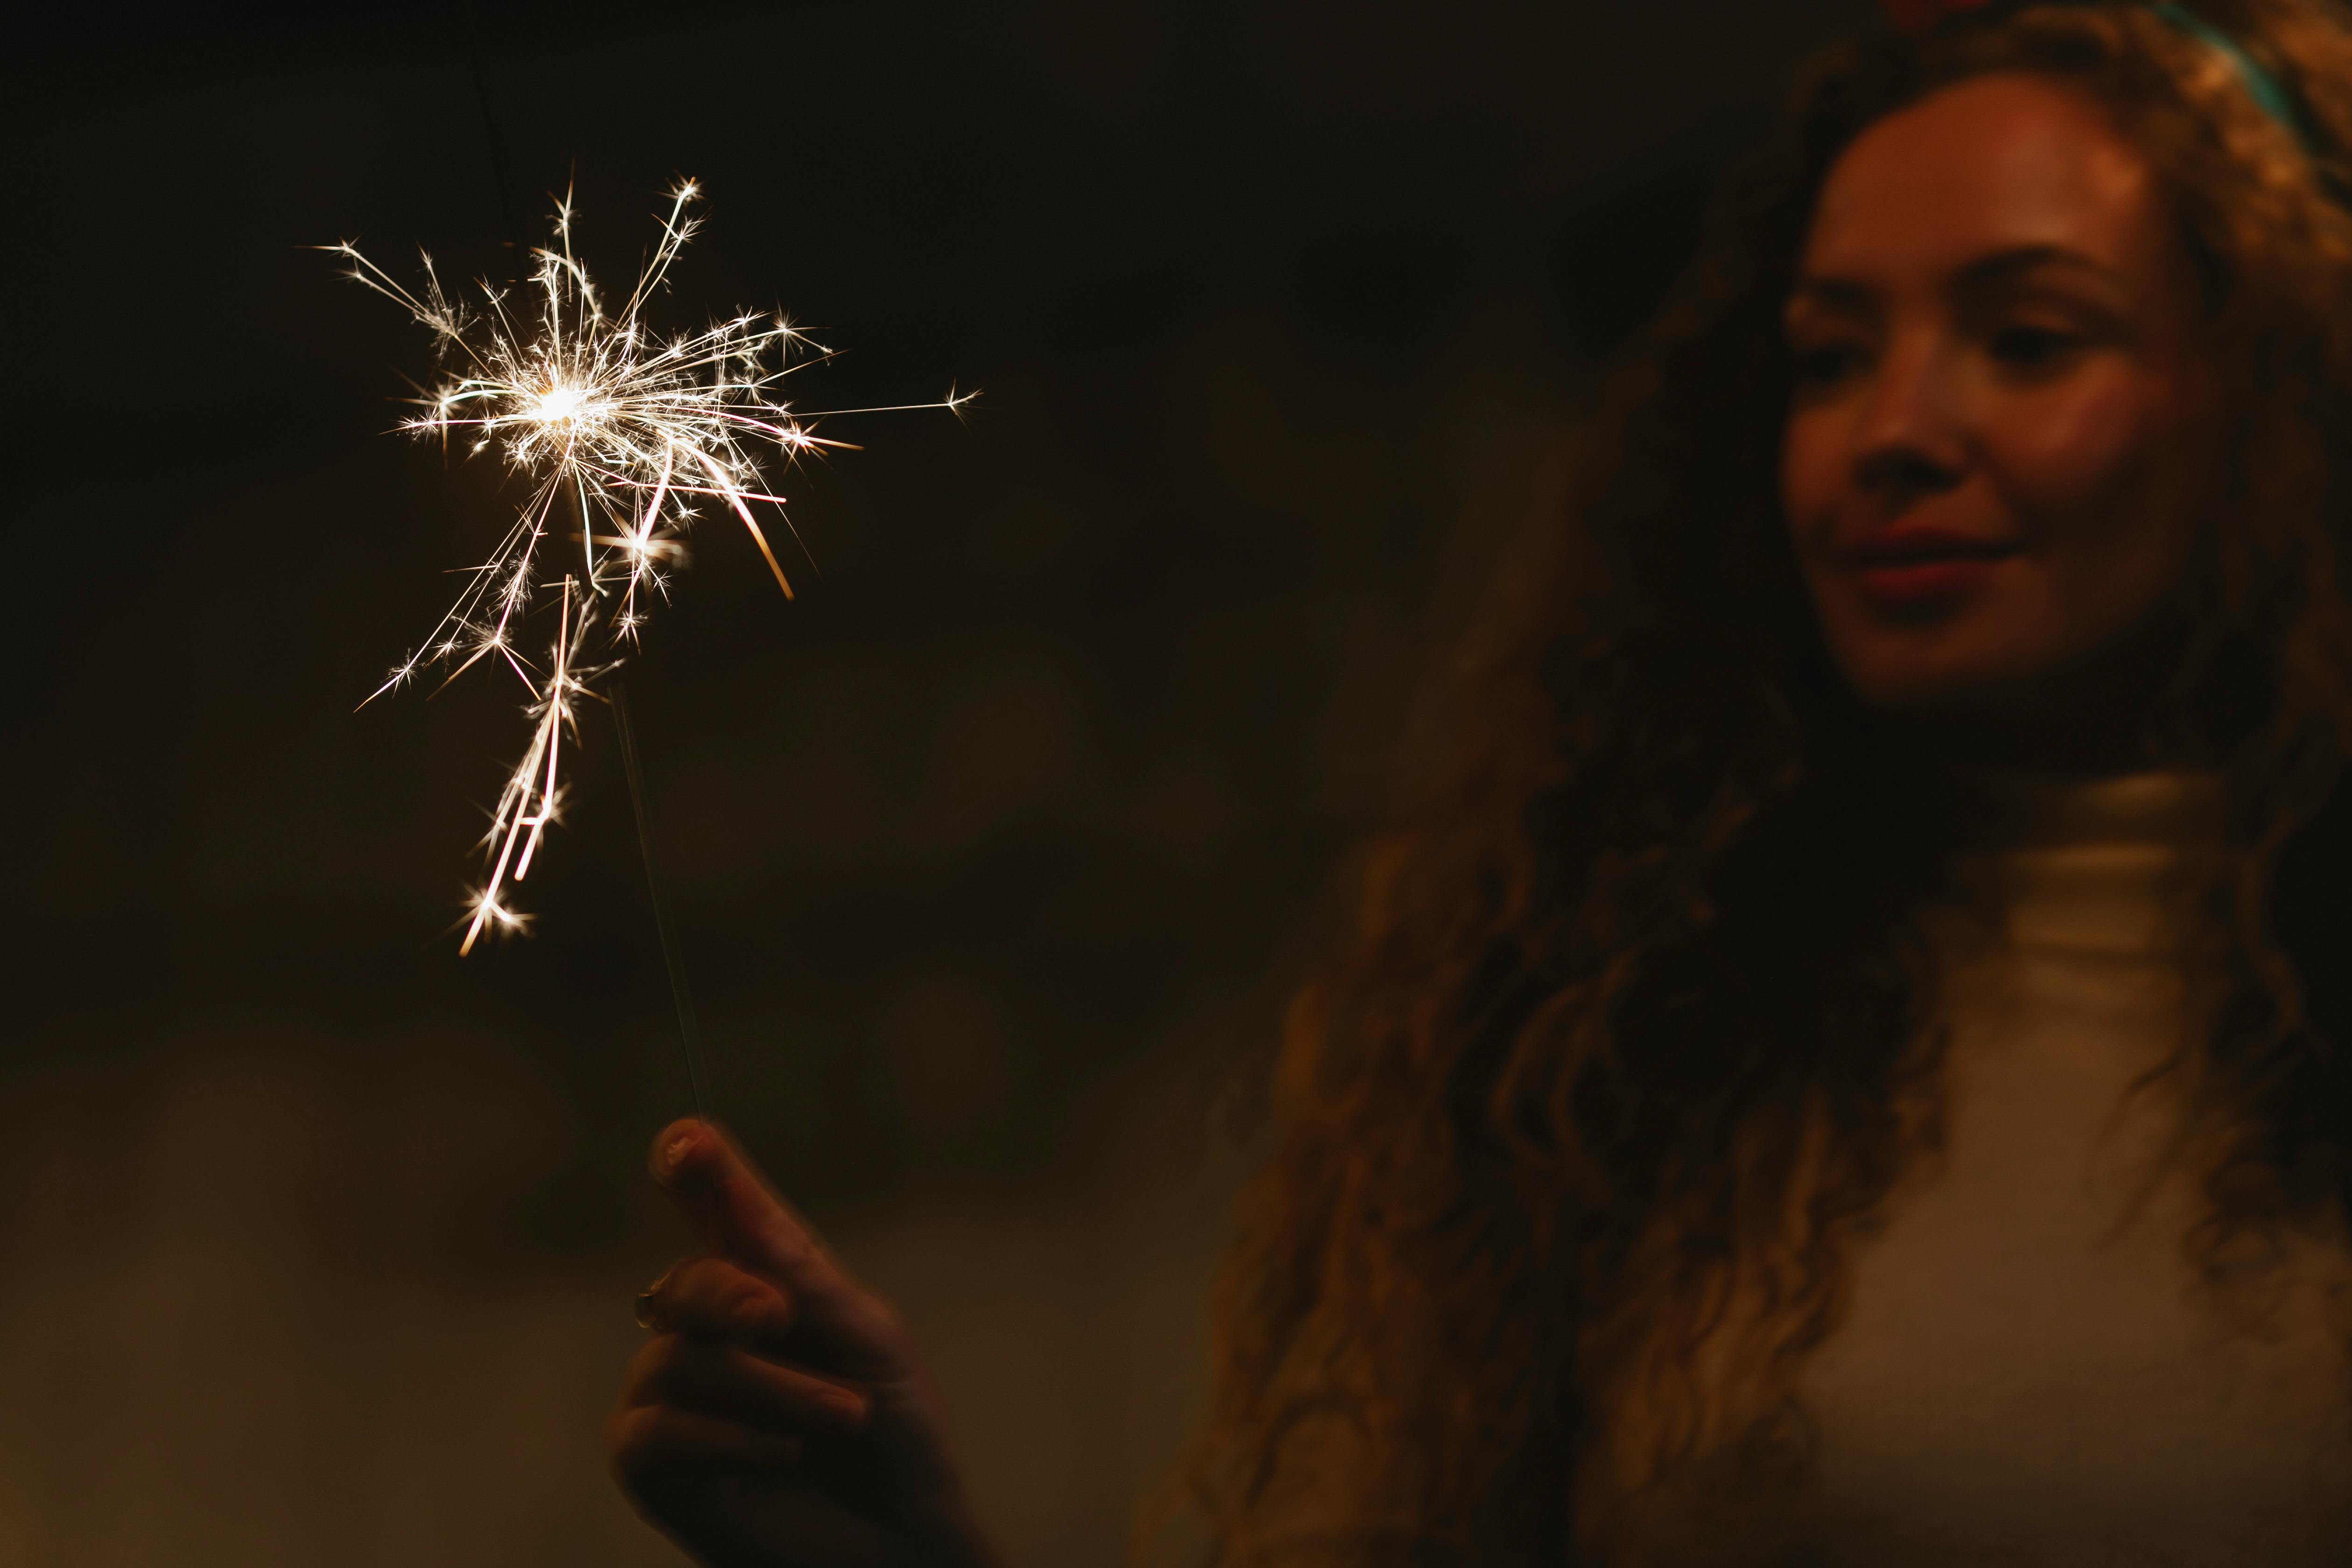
(1953, 243, 2127, 296)
(1786, 277, 1875, 315)
(1788, 245, 2128, 315)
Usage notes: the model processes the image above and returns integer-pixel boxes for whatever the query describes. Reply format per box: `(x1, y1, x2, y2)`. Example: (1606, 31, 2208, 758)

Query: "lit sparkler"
(333, 183, 968, 953)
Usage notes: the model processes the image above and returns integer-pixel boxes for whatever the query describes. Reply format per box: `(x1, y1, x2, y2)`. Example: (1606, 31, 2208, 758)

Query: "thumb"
(649, 1119, 845, 1302)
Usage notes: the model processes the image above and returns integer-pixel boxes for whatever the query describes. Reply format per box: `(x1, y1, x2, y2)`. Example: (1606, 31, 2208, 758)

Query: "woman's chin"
(1842, 655, 2167, 776)
(1835, 639, 2044, 716)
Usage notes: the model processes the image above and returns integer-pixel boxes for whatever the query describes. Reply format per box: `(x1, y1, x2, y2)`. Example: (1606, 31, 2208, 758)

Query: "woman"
(608, 2, 2352, 1561)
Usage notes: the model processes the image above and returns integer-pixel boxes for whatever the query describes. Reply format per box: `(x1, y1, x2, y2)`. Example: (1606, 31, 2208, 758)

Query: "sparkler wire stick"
(611, 681, 712, 1122)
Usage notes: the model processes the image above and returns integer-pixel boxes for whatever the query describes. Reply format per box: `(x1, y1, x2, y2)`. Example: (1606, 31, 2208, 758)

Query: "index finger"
(650, 1120, 844, 1300)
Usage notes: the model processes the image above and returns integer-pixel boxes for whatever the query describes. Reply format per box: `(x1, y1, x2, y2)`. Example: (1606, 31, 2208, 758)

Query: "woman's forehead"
(1803, 73, 2166, 284)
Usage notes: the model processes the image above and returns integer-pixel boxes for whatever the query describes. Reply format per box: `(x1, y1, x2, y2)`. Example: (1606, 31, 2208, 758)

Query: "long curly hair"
(1181, 3, 2352, 1563)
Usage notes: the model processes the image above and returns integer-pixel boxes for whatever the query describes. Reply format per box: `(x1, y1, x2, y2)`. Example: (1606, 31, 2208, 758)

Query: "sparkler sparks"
(332, 182, 970, 952)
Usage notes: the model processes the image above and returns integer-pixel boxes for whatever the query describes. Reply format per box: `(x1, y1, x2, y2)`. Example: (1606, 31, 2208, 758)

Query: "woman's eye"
(1791, 341, 1865, 390)
(1988, 323, 2081, 370)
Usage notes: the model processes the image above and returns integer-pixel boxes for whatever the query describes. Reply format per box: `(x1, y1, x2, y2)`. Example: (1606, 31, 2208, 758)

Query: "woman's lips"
(1836, 528, 2022, 613)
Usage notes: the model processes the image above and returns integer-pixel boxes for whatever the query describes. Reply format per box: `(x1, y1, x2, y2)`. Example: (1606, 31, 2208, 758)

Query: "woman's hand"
(609, 1120, 1000, 1568)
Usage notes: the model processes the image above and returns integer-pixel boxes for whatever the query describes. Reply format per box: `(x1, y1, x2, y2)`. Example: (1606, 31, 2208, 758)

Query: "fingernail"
(632, 1266, 672, 1328)
(740, 1292, 793, 1336)
(658, 1131, 696, 1182)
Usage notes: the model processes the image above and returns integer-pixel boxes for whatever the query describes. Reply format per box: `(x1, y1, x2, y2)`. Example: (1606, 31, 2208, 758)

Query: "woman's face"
(1780, 73, 2219, 766)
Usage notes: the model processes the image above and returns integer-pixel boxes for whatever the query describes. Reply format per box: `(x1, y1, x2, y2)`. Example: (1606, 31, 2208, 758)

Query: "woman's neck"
(1912, 722, 2169, 783)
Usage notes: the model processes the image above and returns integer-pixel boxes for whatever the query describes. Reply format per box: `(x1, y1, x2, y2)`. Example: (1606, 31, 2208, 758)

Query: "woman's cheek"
(1779, 412, 1843, 556)
(1980, 366, 2201, 676)
(1982, 369, 2154, 525)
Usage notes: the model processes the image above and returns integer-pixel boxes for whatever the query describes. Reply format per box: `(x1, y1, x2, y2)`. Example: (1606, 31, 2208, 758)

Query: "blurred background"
(7, 2, 1869, 1562)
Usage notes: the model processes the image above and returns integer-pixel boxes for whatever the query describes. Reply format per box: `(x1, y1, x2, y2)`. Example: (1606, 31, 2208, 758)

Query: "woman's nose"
(1852, 333, 1967, 508)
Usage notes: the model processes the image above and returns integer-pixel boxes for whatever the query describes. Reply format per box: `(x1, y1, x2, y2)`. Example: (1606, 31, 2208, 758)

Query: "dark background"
(8, 4, 1869, 1562)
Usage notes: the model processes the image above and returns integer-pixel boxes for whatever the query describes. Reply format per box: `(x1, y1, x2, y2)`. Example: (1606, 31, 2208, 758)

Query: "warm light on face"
(1779, 75, 2214, 746)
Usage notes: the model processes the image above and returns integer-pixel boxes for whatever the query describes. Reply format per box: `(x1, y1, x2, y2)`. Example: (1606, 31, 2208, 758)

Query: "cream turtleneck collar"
(1944, 767, 2225, 959)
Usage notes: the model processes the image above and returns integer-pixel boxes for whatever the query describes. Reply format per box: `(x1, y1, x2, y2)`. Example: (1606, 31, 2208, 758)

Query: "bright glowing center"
(534, 383, 586, 424)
